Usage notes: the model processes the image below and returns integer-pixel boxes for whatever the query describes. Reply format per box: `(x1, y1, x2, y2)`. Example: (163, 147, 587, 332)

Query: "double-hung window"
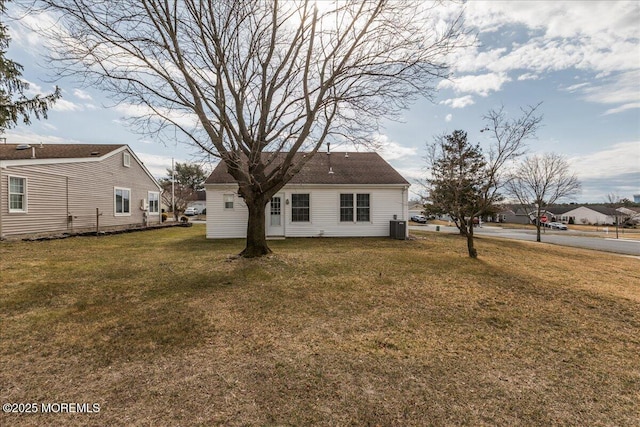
(340, 194, 354, 222)
(115, 187, 131, 216)
(291, 194, 310, 222)
(223, 194, 234, 209)
(340, 193, 370, 222)
(356, 194, 370, 222)
(9, 176, 27, 212)
(148, 191, 160, 214)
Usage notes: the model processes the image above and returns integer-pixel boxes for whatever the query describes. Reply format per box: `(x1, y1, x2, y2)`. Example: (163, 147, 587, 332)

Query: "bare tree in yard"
(425, 104, 542, 258)
(505, 153, 581, 242)
(30, 0, 467, 257)
(604, 193, 624, 239)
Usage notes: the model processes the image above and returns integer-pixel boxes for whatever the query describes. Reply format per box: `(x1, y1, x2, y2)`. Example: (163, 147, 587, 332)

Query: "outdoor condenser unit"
(389, 220, 406, 240)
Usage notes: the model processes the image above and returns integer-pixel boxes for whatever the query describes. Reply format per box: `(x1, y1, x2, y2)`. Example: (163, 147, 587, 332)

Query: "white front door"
(266, 193, 285, 236)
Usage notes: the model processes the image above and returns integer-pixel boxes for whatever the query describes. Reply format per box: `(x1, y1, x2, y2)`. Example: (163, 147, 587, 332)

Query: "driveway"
(410, 224, 640, 257)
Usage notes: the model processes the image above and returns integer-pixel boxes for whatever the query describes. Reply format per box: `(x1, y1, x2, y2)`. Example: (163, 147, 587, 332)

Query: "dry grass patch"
(1, 225, 639, 426)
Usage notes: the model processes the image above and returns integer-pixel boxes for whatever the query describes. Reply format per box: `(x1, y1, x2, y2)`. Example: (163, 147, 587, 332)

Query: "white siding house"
(0, 143, 162, 239)
(205, 152, 410, 239)
(563, 206, 618, 225)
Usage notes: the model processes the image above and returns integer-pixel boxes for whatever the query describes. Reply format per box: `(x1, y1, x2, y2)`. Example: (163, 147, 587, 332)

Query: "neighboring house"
(492, 205, 532, 224)
(0, 143, 162, 239)
(187, 190, 206, 213)
(562, 205, 617, 225)
(408, 202, 424, 218)
(205, 152, 410, 239)
(618, 206, 640, 225)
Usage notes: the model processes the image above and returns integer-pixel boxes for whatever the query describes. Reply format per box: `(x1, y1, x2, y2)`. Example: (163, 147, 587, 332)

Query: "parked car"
(411, 215, 427, 223)
(184, 207, 200, 216)
(548, 222, 568, 230)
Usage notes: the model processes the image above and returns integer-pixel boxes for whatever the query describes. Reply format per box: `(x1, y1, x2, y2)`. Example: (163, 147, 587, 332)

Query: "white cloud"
(604, 103, 640, 116)
(446, 1, 640, 112)
(73, 89, 93, 101)
(52, 98, 83, 112)
(135, 152, 183, 179)
(3, 128, 82, 145)
(114, 103, 199, 128)
(563, 82, 590, 92)
(445, 114, 452, 122)
(353, 134, 418, 162)
(517, 73, 539, 81)
(440, 95, 475, 109)
(568, 141, 640, 180)
(438, 73, 511, 97)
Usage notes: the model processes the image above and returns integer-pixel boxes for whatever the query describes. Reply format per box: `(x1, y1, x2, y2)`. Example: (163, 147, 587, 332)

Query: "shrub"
(161, 213, 168, 222)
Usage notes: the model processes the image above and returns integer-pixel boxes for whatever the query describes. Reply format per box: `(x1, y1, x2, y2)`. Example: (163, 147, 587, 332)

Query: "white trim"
(123, 152, 131, 167)
(114, 187, 132, 216)
(8, 175, 28, 213)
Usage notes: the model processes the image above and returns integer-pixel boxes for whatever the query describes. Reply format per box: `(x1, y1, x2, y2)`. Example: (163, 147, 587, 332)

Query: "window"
(223, 194, 234, 209)
(115, 187, 131, 215)
(123, 152, 131, 167)
(291, 193, 310, 222)
(148, 192, 159, 214)
(356, 194, 370, 222)
(8, 176, 26, 212)
(340, 194, 354, 222)
(340, 193, 370, 222)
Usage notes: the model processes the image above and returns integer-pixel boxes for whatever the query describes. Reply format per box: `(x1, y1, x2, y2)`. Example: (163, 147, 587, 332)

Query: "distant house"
(205, 152, 410, 239)
(0, 143, 162, 239)
(187, 190, 207, 213)
(562, 205, 618, 225)
(408, 202, 424, 218)
(493, 205, 532, 224)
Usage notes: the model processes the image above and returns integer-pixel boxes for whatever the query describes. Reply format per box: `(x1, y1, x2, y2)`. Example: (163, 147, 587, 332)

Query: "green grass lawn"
(1, 225, 639, 426)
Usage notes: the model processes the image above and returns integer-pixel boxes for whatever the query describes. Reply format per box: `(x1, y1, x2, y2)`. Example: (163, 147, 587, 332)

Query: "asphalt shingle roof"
(0, 144, 125, 160)
(206, 152, 409, 185)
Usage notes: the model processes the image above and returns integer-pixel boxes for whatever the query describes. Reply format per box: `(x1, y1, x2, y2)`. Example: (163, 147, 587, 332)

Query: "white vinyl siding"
(148, 191, 160, 215)
(8, 176, 27, 213)
(206, 184, 407, 239)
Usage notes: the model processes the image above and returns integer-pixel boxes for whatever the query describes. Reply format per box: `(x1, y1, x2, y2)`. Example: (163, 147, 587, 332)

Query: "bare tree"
(29, 0, 468, 257)
(605, 193, 623, 239)
(425, 104, 542, 258)
(506, 153, 581, 242)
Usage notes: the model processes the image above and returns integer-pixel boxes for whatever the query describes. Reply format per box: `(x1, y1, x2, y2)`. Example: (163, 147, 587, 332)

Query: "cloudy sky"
(4, 1, 639, 202)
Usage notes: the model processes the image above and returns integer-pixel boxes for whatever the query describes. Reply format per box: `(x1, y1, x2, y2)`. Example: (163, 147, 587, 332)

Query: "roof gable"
(206, 152, 409, 186)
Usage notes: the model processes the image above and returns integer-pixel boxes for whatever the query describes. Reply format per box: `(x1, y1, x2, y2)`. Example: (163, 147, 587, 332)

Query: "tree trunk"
(466, 222, 477, 258)
(536, 223, 541, 242)
(240, 197, 272, 258)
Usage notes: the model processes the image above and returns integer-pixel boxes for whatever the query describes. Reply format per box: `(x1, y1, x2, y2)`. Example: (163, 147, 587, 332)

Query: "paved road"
(410, 224, 640, 257)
